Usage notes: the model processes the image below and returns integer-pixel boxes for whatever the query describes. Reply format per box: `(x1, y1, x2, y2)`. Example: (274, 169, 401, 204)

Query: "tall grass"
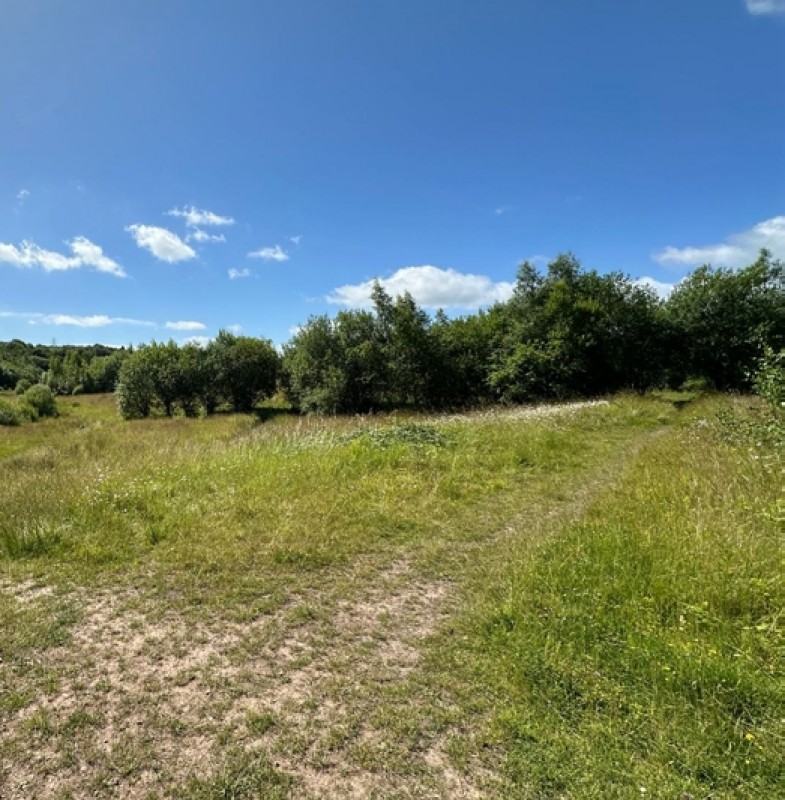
(476, 398, 783, 797)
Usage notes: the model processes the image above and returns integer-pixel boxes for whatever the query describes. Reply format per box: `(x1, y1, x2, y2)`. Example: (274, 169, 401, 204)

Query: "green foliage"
(114, 334, 278, 419)
(0, 340, 125, 394)
(752, 345, 785, 413)
(15, 378, 32, 395)
(17, 401, 39, 422)
(23, 384, 58, 418)
(83, 350, 126, 393)
(211, 330, 279, 412)
(664, 249, 784, 390)
(116, 354, 155, 420)
(680, 375, 714, 394)
(0, 398, 21, 426)
(283, 312, 386, 413)
(491, 255, 667, 401)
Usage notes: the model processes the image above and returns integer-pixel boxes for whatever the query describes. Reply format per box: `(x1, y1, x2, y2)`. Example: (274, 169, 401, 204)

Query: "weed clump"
(344, 422, 450, 450)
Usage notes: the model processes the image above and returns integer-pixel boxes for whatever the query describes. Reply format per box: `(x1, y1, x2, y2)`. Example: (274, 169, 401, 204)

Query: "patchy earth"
(1, 558, 484, 799)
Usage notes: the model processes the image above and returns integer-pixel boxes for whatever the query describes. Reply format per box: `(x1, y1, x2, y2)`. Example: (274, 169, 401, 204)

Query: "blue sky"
(1, 0, 784, 347)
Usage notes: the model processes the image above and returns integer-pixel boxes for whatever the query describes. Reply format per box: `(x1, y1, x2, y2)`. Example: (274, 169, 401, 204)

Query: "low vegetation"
(0, 388, 780, 798)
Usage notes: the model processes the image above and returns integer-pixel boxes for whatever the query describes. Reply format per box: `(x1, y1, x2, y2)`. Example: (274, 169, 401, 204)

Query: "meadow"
(0, 392, 781, 799)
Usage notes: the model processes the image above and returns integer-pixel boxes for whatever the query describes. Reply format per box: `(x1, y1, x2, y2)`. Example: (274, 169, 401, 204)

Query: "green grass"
(0, 393, 780, 798)
(461, 397, 783, 798)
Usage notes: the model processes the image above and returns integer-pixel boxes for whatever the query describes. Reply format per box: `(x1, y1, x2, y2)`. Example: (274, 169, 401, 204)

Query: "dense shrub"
(0, 398, 21, 426)
(15, 378, 32, 395)
(23, 384, 58, 418)
(17, 401, 39, 422)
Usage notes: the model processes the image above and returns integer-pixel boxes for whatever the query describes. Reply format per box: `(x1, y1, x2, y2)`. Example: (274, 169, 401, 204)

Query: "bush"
(679, 376, 713, 394)
(23, 384, 58, 418)
(0, 399, 21, 426)
(753, 346, 785, 414)
(17, 401, 38, 422)
(15, 378, 32, 395)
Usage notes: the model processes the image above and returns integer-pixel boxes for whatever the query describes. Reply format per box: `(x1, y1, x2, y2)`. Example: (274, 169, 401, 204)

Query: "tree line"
(2, 250, 782, 418)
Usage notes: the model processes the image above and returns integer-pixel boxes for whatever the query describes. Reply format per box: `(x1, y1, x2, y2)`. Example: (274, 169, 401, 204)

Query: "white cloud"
(494, 207, 511, 215)
(289, 235, 302, 245)
(16, 189, 29, 201)
(42, 314, 154, 328)
(653, 215, 785, 268)
(228, 267, 251, 279)
(634, 277, 676, 300)
(165, 320, 206, 331)
(167, 206, 235, 228)
(0, 311, 153, 328)
(188, 229, 226, 244)
(227, 324, 242, 334)
(0, 237, 126, 277)
(327, 265, 515, 310)
(248, 244, 289, 262)
(745, 0, 785, 15)
(126, 224, 196, 263)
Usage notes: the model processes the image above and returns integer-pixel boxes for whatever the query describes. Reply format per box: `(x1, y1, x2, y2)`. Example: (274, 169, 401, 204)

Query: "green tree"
(212, 331, 279, 412)
(665, 250, 784, 389)
(282, 316, 345, 413)
(116, 350, 156, 419)
(490, 254, 666, 400)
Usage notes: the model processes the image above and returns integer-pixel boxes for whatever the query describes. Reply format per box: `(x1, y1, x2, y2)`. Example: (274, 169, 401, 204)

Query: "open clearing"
(1, 394, 781, 798)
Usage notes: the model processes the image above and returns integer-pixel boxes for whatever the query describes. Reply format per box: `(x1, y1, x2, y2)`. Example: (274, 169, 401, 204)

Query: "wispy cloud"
(187, 229, 226, 244)
(165, 320, 206, 331)
(44, 314, 152, 328)
(16, 189, 30, 201)
(745, 0, 785, 15)
(494, 206, 511, 216)
(228, 268, 251, 279)
(0, 237, 126, 277)
(126, 224, 196, 263)
(167, 206, 235, 228)
(0, 311, 153, 328)
(653, 215, 785, 268)
(248, 244, 289, 262)
(633, 277, 676, 300)
(227, 324, 242, 334)
(289, 235, 302, 245)
(327, 265, 515, 310)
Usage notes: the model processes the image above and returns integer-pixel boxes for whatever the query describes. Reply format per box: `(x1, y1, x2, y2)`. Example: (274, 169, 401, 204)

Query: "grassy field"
(0, 393, 781, 799)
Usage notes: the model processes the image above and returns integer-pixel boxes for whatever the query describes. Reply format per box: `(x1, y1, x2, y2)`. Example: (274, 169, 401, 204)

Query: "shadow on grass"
(253, 406, 299, 424)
